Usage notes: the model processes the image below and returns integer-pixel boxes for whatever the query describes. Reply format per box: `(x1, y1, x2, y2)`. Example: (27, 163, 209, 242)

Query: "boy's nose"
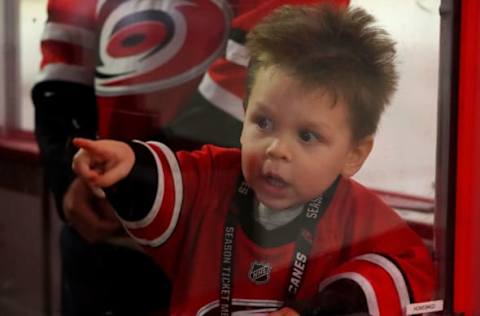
(266, 138, 291, 161)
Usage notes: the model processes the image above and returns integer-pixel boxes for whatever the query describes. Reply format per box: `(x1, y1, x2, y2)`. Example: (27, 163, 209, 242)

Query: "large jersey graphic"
(95, 0, 232, 96)
(38, 0, 348, 140)
(39, 0, 232, 139)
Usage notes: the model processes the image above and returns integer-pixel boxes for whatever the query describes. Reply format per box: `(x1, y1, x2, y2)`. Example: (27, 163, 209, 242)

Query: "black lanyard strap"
(220, 213, 237, 315)
(219, 177, 338, 315)
(286, 195, 323, 299)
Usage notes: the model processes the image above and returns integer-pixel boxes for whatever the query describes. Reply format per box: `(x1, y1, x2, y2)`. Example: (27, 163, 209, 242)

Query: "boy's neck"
(254, 201, 304, 231)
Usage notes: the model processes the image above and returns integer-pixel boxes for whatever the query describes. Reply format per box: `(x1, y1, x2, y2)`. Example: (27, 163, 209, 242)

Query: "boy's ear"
(341, 136, 374, 177)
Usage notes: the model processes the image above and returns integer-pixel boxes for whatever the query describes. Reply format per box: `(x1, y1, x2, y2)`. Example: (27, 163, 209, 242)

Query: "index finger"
(72, 137, 108, 158)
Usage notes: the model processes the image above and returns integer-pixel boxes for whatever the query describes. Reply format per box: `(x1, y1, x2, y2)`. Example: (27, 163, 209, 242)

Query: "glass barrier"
(1, 0, 448, 315)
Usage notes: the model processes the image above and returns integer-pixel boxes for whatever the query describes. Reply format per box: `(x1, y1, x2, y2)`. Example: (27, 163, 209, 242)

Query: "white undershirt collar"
(254, 201, 304, 231)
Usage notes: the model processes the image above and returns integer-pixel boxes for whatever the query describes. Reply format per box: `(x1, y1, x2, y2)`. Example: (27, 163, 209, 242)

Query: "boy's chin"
(257, 196, 301, 211)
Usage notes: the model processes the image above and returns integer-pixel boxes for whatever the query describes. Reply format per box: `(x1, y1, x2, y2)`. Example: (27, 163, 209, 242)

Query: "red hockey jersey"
(109, 143, 435, 315)
(38, 0, 348, 140)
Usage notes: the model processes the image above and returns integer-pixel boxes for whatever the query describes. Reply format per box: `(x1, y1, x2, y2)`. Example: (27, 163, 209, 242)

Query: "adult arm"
(33, 80, 97, 219)
(33, 0, 121, 242)
(32, 0, 98, 219)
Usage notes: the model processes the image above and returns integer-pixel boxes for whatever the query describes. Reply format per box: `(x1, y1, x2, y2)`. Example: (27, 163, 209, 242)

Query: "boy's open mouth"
(263, 173, 288, 188)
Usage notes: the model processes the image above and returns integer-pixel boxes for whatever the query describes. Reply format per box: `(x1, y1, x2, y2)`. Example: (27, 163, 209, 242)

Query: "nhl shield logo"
(248, 261, 272, 284)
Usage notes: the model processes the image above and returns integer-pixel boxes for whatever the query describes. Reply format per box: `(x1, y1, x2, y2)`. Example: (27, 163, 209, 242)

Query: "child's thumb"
(72, 149, 97, 179)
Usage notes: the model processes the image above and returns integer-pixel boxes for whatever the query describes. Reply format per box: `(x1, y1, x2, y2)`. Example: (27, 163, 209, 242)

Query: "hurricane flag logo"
(95, 0, 231, 95)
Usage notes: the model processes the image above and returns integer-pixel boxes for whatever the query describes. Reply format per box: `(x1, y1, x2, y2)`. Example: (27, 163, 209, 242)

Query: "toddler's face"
(240, 65, 367, 210)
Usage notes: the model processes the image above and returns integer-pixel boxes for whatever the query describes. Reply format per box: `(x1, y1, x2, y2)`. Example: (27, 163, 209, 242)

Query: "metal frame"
(436, 0, 480, 315)
(0, 1, 5, 126)
(435, 0, 460, 314)
(2, 0, 20, 129)
(1, 4, 51, 315)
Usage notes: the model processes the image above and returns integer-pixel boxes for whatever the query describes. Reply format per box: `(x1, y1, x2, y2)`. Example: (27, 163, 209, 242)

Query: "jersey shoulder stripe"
(124, 141, 183, 247)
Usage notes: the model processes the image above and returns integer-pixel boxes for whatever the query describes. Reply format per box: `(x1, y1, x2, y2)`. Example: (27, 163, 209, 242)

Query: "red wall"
(454, 0, 480, 314)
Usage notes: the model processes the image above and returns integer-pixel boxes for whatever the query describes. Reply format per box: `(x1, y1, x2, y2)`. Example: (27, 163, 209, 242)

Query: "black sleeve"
(105, 142, 158, 221)
(289, 279, 371, 316)
(105, 141, 159, 222)
(32, 80, 97, 220)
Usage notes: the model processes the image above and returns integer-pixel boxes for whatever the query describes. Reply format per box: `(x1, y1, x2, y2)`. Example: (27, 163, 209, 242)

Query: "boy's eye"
(299, 130, 319, 143)
(256, 116, 273, 130)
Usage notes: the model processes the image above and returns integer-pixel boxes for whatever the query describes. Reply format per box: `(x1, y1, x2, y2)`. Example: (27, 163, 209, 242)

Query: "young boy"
(72, 4, 435, 315)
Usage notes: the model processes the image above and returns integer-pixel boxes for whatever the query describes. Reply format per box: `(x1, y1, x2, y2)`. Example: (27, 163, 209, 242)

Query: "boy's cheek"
(239, 122, 252, 146)
(242, 151, 261, 178)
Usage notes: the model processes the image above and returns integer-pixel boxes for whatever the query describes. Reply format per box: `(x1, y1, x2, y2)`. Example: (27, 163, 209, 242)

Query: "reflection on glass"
(2, 0, 445, 315)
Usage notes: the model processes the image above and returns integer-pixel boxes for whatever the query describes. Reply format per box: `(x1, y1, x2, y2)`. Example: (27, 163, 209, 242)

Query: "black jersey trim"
(105, 141, 158, 221)
(164, 91, 242, 148)
(229, 28, 247, 44)
(236, 177, 339, 248)
(296, 278, 369, 315)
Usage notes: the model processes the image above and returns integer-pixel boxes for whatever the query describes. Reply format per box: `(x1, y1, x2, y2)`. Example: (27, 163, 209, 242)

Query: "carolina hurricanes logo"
(95, 0, 231, 96)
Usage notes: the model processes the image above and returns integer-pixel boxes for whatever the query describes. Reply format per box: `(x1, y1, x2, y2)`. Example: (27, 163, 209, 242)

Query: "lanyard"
(219, 178, 335, 315)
